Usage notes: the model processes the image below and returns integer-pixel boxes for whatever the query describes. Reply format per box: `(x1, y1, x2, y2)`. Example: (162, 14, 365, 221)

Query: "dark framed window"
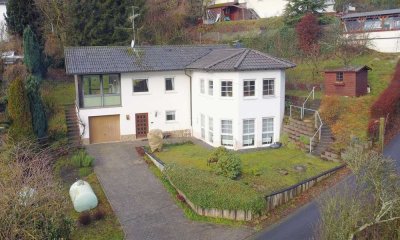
(83, 75, 101, 95)
(263, 79, 275, 96)
(133, 79, 149, 92)
(166, 111, 176, 121)
(221, 81, 233, 97)
(336, 72, 344, 82)
(208, 80, 213, 96)
(165, 78, 174, 91)
(243, 80, 255, 97)
(81, 74, 121, 108)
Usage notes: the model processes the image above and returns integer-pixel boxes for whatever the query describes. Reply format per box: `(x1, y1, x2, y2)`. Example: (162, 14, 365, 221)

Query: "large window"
(243, 119, 255, 147)
(208, 117, 214, 143)
(165, 78, 174, 91)
(262, 118, 274, 145)
(81, 74, 121, 108)
(133, 79, 149, 93)
(364, 17, 382, 31)
(201, 114, 205, 139)
(200, 79, 205, 94)
(208, 80, 214, 96)
(221, 120, 233, 146)
(263, 79, 275, 96)
(221, 81, 233, 97)
(243, 80, 255, 97)
(166, 111, 176, 121)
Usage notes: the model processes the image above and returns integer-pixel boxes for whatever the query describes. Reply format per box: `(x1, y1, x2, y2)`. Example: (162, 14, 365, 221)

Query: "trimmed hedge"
(165, 165, 265, 213)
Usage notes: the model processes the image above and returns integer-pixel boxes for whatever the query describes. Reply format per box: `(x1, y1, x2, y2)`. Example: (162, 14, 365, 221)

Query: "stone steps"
(64, 105, 82, 149)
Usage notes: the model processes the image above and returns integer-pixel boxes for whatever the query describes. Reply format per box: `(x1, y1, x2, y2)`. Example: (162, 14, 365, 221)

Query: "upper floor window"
(243, 80, 255, 97)
(165, 78, 175, 91)
(133, 79, 149, 92)
(221, 80, 233, 97)
(263, 79, 275, 96)
(166, 111, 176, 121)
(81, 74, 121, 108)
(336, 72, 344, 82)
(200, 79, 205, 94)
(208, 80, 213, 96)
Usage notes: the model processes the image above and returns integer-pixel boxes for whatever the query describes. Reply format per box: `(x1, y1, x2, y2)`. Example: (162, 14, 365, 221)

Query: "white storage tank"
(69, 180, 98, 212)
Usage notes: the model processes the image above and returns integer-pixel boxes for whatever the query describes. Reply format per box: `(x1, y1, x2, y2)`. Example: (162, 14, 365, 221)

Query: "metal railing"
(310, 111, 323, 153)
(74, 101, 86, 137)
(301, 87, 315, 119)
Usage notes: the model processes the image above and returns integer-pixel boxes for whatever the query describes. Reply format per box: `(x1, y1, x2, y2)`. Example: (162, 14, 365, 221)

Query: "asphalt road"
(253, 134, 400, 240)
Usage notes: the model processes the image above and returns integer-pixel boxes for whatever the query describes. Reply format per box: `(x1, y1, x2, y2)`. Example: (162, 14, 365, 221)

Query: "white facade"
(77, 69, 286, 150)
(346, 31, 400, 53)
(191, 70, 285, 149)
(0, 3, 7, 41)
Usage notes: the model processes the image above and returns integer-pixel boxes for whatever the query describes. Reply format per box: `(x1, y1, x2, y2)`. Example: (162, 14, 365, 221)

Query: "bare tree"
(0, 140, 73, 239)
(317, 146, 400, 240)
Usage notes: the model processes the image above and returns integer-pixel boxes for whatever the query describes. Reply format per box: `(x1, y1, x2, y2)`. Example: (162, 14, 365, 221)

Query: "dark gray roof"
(324, 65, 371, 72)
(186, 48, 296, 71)
(342, 8, 400, 19)
(64, 45, 295, 75)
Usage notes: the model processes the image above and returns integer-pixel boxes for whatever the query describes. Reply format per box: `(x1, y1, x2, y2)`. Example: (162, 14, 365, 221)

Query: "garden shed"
(324, 65, 371, 97)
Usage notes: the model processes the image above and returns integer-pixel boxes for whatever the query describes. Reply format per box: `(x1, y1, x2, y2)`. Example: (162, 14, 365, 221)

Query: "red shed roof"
(324, 65, 371, 73)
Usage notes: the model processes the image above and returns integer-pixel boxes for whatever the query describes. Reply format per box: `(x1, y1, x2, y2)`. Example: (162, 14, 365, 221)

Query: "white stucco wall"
(78, 71, 192, 140)
(346, 31, 400, 53)
(191, 70, 285, 150)
(0, 4, 7, 41)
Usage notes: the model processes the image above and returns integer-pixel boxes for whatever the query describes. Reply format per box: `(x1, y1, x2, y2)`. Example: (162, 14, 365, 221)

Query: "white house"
(64, 45, 295, 150)
(0, 0, 7, 41)
(342, 8, 400, 53)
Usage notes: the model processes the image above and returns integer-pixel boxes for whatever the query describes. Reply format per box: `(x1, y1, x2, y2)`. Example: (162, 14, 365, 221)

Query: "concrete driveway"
(86, 142, 254, 240)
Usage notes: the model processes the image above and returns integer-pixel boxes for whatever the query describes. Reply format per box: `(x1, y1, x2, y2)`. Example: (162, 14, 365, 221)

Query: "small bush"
(299, 135, 310, 145)
(207, 146, 229, 165)
(71, 150, 94, 168)
(78, 212, 91, 226)
(320, 95, 343, 126)
(215, 152, 242, 179)
(78, 167, 92, 177)
(92, 208, 106, 221)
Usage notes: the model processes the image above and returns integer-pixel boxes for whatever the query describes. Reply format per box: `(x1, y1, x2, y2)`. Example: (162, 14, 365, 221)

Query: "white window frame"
(243, 119, 255, 147)
(200, 79, 205, 94)
(263, 78, 275, 97)
(208, 117, 214, 143)
(221, 119, 233, 146)
(243, 79, 256, 98)
(208, 80, 214, 96)
(201, 114, 205, 139)
(262, 118, 274, 145)
(166, 110, 176, 122)
(165, 77, 175, 92)
(133, 78, 149, 93)
(221, 80, 233, 97)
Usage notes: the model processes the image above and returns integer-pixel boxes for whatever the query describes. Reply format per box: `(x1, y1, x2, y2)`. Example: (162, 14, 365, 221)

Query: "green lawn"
(154, 143, 340, 195)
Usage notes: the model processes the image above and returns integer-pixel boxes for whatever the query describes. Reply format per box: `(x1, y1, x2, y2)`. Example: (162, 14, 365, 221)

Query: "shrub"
(78, 167, 92, 177)
(71, 150, 94, 168)
(92, 208, 105, 221)
(165, 165, 265, 213)
(207, 146, 229, 165)
(215, 152, 242, 179)
(299, 135, 310, 145)
(296, 13, 322, 54)
(78, 212, 91, 226)
(320, 95, 343, 126)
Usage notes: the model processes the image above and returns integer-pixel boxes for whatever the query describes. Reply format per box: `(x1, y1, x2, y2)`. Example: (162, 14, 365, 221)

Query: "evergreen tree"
(284, 0, 326, 25)
(26, 75, 48, 139)
(6, 0, 43, 40)
(68, 0, 146, 46)
(23, 26, 43, 76)
(7, 77, 33, 140)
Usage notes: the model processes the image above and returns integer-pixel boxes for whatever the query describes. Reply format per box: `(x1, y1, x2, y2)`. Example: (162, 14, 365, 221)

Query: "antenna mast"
(130, 6, 140, 48)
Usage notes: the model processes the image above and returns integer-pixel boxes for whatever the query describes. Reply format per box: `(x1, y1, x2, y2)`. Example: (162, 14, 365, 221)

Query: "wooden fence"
(264, 164, 346, 211)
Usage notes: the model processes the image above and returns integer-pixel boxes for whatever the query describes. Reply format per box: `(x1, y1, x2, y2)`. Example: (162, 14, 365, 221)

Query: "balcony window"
(81, 74, 121, 108)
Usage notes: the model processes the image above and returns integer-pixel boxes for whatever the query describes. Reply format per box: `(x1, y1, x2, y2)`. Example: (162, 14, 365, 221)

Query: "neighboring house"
(342, 9, 400, 53)
(205, 0, 336, 22)
(64, 45, 295, 150)
(0, 0, 6, 41)
(324, 66, 371, 97)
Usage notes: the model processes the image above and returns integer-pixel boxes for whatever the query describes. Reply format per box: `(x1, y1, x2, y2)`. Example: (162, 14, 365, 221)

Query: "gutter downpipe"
(184, 70, 193, 127)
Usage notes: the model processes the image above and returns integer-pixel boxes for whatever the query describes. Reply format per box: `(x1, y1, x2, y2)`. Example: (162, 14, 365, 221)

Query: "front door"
(135, 113, 149, 138)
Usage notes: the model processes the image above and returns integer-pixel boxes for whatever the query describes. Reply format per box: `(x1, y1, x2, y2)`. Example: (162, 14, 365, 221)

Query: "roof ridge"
(234, 49, 250, 69)
(204, 49, 246, 69)
(252, 50, 296, 68)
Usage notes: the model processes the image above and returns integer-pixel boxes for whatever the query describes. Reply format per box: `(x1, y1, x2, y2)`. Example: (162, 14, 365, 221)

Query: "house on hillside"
(64, 45, 295, 150)
(205, 0, 336, 22)
(342, 9, 400, 53)
(324, 66, 371, 97)
(0, 0, 7, 41)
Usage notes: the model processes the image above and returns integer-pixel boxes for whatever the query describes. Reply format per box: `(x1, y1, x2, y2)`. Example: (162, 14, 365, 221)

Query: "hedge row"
(165, 165, 266, 214)
(369, 60, 400, 137)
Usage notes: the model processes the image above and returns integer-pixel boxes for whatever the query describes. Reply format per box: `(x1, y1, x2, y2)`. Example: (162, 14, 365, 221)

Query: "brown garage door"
(89, 115, 121, 144)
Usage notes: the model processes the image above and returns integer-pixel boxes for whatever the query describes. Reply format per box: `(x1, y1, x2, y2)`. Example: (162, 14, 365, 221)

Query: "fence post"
(379, 117, 385, 152)
(290, 105, 292, 118)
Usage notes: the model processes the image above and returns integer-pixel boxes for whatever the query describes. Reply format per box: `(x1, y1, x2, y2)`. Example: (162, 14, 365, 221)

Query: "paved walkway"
(86, 142, 254, 240)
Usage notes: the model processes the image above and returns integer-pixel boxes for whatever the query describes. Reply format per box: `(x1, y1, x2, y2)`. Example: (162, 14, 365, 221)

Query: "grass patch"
(154, 143, 340, 195)
(55, 153, 124, 240)
(286, 89, 323, 99)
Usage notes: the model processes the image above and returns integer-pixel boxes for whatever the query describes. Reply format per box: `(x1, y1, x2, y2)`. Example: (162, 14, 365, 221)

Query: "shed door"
(89, 115, 120, 144)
